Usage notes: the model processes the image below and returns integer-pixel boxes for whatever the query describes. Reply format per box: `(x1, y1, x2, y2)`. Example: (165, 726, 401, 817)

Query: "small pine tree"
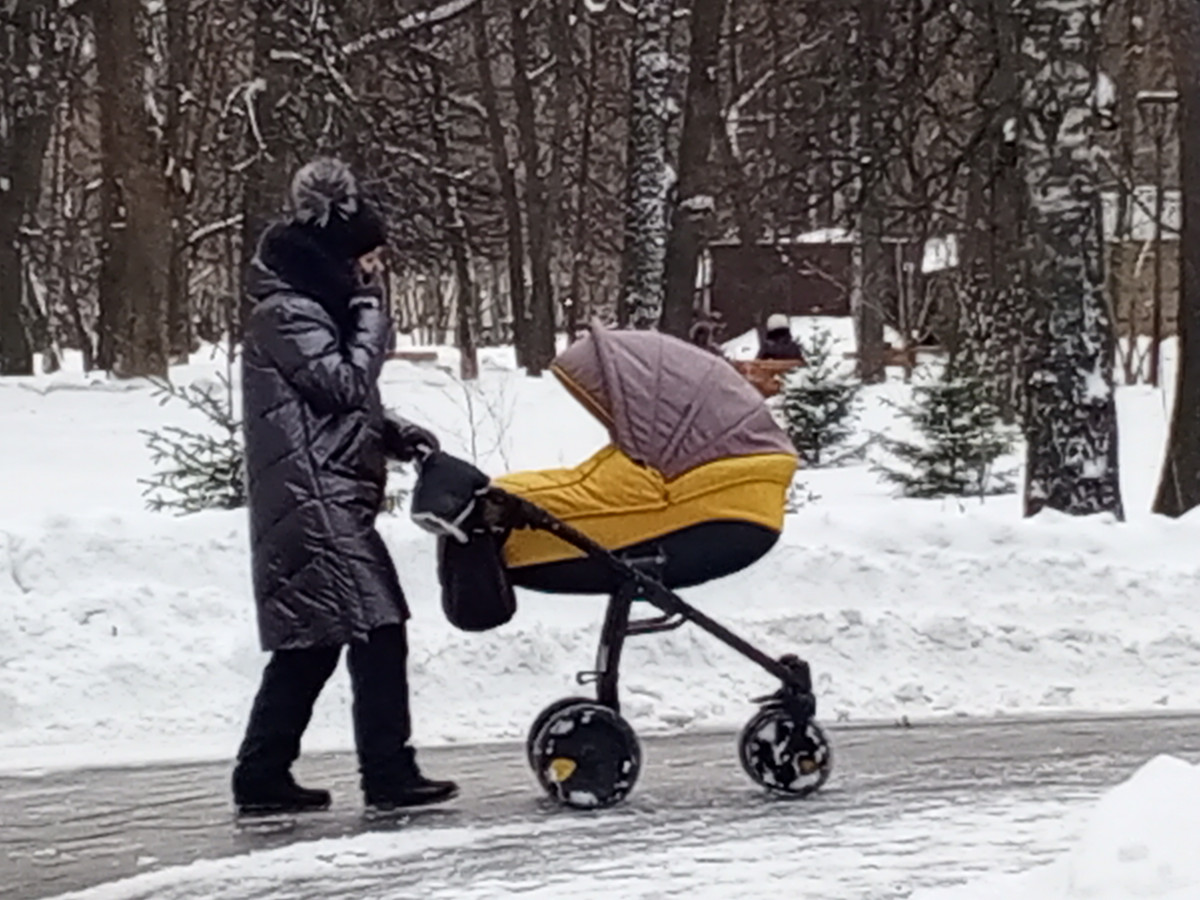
(781, 327, 861, 467)
(876, 373, 1018, 498)
(140, 375, 245, 513)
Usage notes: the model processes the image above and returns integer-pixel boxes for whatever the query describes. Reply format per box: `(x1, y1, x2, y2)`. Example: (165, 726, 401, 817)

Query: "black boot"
(347, 627, 459, 812)
(234, 645, 341, 816)
(233, 770, 333, 816)
(364, 773, 459, 812)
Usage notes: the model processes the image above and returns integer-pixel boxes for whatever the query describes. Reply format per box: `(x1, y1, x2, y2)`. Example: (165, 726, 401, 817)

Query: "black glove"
(383, 411, 440, 462)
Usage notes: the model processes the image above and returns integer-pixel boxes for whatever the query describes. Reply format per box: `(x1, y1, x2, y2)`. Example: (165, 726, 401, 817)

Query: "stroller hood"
(550, 324, 796, 480)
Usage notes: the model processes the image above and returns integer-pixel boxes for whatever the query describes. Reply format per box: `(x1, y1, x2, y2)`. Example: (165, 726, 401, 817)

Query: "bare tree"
(1019, 0, 1124, 518)
(567, 21, 602, 340)
(509, 0, 556, 372)
(471, 4, 527, 364)
(0, 0, 65, 375)
(95, 0, 171, 378)
(958, 0, 1025, 417)
(661, 0, 726, 339)
(164, 0, 194, 361)
(1153, 0, 1197, 516)
(425, 56, 479, 380)
(853, 0, 888, 383)
(619, 0, 675, 329)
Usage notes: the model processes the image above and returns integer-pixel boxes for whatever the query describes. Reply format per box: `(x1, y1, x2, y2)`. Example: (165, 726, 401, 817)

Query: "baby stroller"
(411, 324, 832, 810)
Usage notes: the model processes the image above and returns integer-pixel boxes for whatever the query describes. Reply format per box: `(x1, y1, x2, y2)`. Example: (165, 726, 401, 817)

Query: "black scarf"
(255, 221, 360, 332)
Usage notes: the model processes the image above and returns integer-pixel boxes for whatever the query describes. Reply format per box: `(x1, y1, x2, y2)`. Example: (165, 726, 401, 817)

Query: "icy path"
(5, 713, 1200, 900)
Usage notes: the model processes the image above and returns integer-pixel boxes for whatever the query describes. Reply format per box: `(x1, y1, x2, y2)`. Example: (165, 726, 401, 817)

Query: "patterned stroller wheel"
(529, 700, 642, 809)
(738, 704, 832, 797)
(525, 697, 593, 770)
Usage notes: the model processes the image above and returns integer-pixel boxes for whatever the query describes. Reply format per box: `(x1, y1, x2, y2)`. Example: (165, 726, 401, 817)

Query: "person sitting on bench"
(756, 314, 805, 362)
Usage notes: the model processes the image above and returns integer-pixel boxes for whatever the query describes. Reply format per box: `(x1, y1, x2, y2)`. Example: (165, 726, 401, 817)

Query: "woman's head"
(290, 158, 388, 262)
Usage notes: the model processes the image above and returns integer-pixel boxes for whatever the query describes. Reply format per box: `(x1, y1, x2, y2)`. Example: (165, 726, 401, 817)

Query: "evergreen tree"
(877, 373, 1017, 498)
(781, 327, 861, 467)
(140, 375, 244, 514)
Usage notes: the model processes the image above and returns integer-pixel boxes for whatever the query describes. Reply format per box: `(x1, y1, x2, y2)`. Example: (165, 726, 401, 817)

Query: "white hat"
(766, 313, 789, 332)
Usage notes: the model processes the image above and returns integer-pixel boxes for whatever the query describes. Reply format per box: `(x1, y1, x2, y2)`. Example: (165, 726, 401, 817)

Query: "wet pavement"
(3, 712, 1199, 900)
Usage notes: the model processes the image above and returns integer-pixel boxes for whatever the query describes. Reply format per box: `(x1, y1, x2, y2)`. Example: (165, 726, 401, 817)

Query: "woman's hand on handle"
(383, 411, 440, 463)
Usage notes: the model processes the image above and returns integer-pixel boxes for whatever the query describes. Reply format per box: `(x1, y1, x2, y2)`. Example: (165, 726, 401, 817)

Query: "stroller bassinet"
(412, 324, 832, 809)
(497, 323, 797, 593)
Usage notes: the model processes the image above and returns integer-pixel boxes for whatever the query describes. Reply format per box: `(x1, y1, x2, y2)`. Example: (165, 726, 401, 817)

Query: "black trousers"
(234, 624, 415, 794)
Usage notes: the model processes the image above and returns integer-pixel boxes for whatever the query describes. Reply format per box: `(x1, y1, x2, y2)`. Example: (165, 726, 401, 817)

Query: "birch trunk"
(619, 0, 674, 330)
(1020, 0, 1123, 518)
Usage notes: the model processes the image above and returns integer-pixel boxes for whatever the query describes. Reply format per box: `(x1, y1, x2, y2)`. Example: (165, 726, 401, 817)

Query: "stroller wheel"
(529, 701, 641, 810)
(525, 697, 593, 770)
(738, 704, 832, 797)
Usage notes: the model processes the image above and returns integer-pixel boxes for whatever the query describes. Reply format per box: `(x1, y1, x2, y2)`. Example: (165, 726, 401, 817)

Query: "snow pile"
(2, 343, 1199, 772)
(914, 755, 1200, 900)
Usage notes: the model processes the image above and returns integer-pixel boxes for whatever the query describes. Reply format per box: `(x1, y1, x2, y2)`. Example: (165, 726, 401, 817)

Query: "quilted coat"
(240, 225, 407, 650)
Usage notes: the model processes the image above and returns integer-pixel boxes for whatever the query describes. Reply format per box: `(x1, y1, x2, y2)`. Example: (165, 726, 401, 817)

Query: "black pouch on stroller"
(413, 451, 516, 632)
(437, 531, 516, 632)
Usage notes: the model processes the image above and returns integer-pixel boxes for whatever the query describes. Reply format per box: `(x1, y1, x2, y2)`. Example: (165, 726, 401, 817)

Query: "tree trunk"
(239, 0, 291, 340)
(472, 5, 528, 367)
(0, 0, 58, 376)
(426, 60, 479, 381)
(165, 0, 193, 361)
(509, 0, 556, 373)
(567, 24, 601, 342)
(546, 0, 575, 327)
(1109, 0, 1139, 385)
(1020, 0, 1123, 519)
(95, 0, 171, 378)
(854, 0, 887, 383)
(1153, 0, 1200, 516)
(0, 203, 32, 376)
(958, 0, 1024, 419)
(661, 0, 727, 340)
(619, 0, 675, 330)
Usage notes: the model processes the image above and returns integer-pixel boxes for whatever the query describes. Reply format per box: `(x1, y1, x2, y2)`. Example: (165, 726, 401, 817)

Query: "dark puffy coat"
(241, 227, 406, 651)
(757, 329, 806, 362)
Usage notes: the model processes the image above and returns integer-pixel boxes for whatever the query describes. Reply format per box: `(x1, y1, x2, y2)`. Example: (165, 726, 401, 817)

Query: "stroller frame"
(467, 487, 832, 809)
(487, 489, 818, 716)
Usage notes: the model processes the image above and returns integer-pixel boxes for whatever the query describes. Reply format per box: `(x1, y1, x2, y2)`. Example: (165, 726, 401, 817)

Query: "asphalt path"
(3, 712, 1199, 900)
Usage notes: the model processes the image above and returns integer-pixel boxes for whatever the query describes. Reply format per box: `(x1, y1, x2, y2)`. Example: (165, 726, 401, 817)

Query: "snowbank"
(2, 345, 1200, 773)
(914, 755, 1200, 899)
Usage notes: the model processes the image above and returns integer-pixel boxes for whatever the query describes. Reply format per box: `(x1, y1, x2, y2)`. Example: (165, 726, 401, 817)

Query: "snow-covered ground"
(1, 330, 1198, 774)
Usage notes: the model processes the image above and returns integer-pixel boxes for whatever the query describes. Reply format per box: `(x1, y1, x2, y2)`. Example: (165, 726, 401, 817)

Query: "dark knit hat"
(289, 158, 387, 261)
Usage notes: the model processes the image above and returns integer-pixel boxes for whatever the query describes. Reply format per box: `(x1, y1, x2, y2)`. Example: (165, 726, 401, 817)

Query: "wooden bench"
(843, 344, 945, 379)
(387, 348, 440, 363)
(731, 359, 806, 398)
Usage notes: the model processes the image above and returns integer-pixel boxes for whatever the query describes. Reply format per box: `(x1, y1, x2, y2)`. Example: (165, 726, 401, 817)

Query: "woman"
(234, 158, 456, 817)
